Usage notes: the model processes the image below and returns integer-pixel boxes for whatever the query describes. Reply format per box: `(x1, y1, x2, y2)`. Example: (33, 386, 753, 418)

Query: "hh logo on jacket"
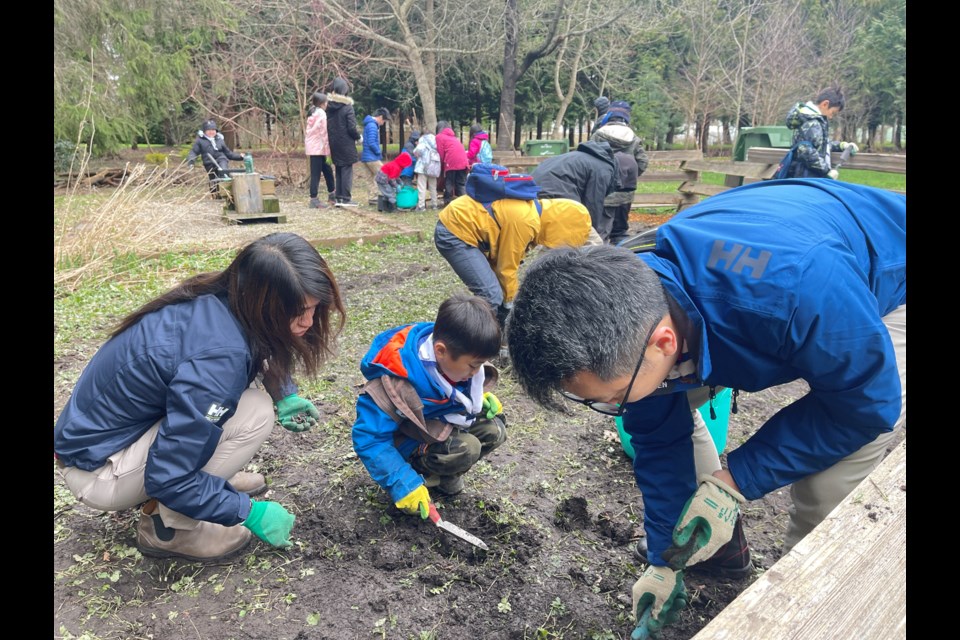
(205, 403, 230, 422)
(707, 240, 771, 279)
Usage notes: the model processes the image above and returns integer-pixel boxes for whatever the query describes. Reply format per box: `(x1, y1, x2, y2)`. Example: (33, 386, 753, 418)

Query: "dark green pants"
(409, 416, 506, 477)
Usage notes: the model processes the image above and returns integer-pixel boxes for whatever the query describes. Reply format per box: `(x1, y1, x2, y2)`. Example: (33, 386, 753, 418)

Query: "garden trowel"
(421, 502, 489, 551)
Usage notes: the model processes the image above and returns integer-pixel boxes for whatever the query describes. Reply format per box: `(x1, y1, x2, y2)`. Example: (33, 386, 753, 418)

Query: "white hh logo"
(205, 403, 230, 422)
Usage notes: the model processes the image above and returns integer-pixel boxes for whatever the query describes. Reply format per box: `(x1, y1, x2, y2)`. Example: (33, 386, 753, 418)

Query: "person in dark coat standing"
(531, 140, 621, 238)
(325, 78, 362, 206)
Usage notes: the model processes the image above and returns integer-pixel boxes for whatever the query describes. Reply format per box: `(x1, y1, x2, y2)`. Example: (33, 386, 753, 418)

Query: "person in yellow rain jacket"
(434, 194, 600, 330)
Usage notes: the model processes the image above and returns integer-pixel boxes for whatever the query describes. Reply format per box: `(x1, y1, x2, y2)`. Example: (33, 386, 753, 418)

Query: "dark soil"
(53, 203, 904, 640)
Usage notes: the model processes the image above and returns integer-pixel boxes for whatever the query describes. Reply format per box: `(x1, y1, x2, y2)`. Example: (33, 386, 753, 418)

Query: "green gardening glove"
(661, 474, 746, 570)
(481, 392, 503, 420)
(243, 500, 295, 548)
(275, 394, 320, 432)
(631, 565, 689, 639)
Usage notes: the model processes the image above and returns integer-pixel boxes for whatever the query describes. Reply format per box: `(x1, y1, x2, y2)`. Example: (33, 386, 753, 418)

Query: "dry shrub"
(54, 150, 210, 290)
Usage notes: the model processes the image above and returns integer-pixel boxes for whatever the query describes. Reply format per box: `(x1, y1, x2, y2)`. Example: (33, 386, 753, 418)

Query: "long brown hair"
(112, 233, 346, 396)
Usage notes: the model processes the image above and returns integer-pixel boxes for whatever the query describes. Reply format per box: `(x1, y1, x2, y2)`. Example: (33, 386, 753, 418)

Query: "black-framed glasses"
(559, 322, 659, 417)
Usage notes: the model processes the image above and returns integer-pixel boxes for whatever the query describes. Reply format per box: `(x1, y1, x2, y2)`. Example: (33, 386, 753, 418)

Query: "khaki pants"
(416, 173, 438, 208)
(783, 304, 906, 551)
(686, 386, 723, 477)
(59, 386, 275, 530)
(362, 160, 383, 197)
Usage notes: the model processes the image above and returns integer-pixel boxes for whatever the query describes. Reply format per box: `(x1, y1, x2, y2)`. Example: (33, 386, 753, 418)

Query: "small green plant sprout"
(498, 595, 513, 614)
(549, 598, 567, 616)
(307, 612, 321, 626)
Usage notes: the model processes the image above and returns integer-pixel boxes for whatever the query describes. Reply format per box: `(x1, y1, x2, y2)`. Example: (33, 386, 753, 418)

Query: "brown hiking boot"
(136, 499, 252, 562)
(227, 471, 267, 496)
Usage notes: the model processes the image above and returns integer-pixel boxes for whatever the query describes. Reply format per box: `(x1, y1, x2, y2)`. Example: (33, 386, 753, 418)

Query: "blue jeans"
(434, 221, 503, 308)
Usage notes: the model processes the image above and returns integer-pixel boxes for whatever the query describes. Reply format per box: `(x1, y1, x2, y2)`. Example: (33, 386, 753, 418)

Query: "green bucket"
(396, 185, 418, 210)
(615, 388, 731, 459)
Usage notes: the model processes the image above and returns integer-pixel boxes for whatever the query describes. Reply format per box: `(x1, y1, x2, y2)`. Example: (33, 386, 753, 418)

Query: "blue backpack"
(478, 139, 494, 164)
(773, 141, 813, 179)
(466, 163, 542, 224)
(466, 162, 543, 227)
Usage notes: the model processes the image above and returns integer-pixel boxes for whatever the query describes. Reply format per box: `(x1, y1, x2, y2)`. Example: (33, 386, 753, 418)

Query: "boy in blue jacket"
(361, 107, 391, 204)
(504, 179, 906, 639)
(352, 295, 506, 517)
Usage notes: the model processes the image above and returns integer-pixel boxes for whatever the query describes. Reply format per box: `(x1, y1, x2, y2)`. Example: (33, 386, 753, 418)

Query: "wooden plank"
(638, 172, 691, 183)
(632, 193, 683, 206)
(745, 147, 906, 173)
(222, 211, 286, 224)
(262, 196, 280, 213)
(681, 159, 778, 179)
(231, 173, 264, 214)
(678, 181, 730, 197)
(647, 150, 704, 162)
(692, 440, 906, 640)
(260, 179, 276, 196)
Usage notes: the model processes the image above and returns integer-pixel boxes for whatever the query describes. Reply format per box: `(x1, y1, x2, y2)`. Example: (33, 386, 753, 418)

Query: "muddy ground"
(54, 176, 904, 640)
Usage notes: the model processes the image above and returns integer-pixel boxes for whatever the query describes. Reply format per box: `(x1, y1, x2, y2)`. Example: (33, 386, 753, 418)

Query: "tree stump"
(231, 173, 263, 214)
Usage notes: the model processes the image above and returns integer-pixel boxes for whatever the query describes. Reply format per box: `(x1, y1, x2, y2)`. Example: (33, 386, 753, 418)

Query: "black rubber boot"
(634, 516, 753, 579)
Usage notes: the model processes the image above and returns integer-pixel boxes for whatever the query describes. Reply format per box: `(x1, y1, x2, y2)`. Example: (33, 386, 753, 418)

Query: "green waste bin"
(522, 139, 569, 157)
(732, 126, 793, 161)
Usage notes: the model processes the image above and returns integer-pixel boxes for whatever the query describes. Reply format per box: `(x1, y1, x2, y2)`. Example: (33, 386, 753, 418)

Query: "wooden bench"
(692, 439, 906, 639)
(677, 158, 780, 199)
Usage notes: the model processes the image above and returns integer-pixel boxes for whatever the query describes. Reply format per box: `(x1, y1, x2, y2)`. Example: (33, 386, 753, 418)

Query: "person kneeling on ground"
(375, 151, 414, 212)
(352, 295, 507, 517)
(54, 233, 347, 562)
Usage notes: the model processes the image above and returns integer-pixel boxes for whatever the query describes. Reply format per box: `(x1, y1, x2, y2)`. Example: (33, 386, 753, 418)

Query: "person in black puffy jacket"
(325, 77, 362, 205)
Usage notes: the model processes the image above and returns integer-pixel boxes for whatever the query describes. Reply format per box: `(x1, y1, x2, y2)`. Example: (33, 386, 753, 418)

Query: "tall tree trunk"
(514, 111, 523, 150)
(536, 114, 543, 140)
(497, 0, 520, 150)
(894, 113, 902, 151)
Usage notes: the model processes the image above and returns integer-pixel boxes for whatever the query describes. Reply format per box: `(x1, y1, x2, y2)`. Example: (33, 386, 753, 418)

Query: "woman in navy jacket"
(54, 233, 346, 561)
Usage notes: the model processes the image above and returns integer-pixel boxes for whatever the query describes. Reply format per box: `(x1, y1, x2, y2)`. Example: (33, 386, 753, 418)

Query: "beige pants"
(686, 386, 723, 477)
(362, 160, 383, 196)
(60, 386, 275, 530)
(416, 173, 438, 208)
(783, 304, 906, 551)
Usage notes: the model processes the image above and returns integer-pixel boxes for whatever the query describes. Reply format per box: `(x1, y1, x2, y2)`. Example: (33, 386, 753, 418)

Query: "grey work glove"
(631, 565, 689, 639)
(661, 474, 745, 570)
(827, 169, 839, 180)
(839, 141, 859, 156)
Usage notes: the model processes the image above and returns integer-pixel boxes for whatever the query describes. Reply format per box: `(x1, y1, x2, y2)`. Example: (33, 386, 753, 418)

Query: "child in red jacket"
(435, 121, 469, 206)
(375, 151, 413, 212)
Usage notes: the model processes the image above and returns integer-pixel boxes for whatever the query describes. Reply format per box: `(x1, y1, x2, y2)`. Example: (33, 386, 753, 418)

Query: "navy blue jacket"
(54, 293, 259, 526)
(619, 179, 906, 566)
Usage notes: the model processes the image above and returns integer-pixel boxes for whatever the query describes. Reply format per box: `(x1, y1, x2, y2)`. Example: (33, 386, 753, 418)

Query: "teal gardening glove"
(243, 501, 295, 547)
(275, 394, 320, 432)
(631, 565, 689, 639)
(481, 392, 503, 420)
(661, 474, 746, 570)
